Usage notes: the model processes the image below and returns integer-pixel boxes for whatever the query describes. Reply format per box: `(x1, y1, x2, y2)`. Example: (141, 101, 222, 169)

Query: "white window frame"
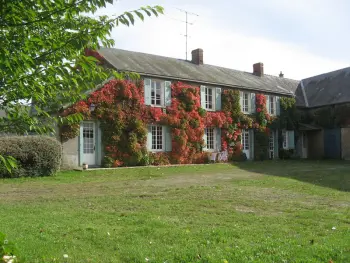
(241, 92, 250, 113)
(241, 129, 249, 151)
(282, 129, 288, 149)
(269, 132, 274, 159)
(204, 87, 215, 111)
(150, 79, 165, 107)
(205, 128, 216, 152)
(151, 125, 164, 152)
(269, 95, 276, 115)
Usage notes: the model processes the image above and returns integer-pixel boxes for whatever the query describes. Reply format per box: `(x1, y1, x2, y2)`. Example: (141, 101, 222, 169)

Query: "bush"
(231, 152, 247, 162)
(0, 136, 62, 178)
(279, 148, 294, 160)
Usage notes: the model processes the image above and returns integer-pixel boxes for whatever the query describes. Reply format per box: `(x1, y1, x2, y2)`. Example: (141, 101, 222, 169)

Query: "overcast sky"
(94, 0, 350, 80)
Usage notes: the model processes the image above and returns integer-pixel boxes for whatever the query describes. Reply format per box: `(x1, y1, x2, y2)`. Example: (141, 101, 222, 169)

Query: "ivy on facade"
(60, 79, 296, 166)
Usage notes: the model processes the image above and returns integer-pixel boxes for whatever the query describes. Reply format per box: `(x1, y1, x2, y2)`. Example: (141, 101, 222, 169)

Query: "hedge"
(0, 136, 62, 177)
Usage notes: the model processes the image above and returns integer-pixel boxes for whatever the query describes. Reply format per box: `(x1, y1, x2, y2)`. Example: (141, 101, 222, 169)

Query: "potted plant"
(82, 163, 88, 170)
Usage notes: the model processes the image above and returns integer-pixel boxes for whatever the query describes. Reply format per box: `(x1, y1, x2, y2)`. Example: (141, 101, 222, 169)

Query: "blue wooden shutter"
(216, 128, 221, 151)
(164, 81, 172, 107)
(147, 126, 152, 151)
(96, 121, 102, 165)
(79, 123, 84, 166)
(215, 88, 222, 111)
(266, 95, 270, 114)
(200, 86, 206, 108)
(203, 128, 207, 151)
(164, 126, 172, 152)
(249, 129, 254, 160)
(276, 96, 281, 116)
(288, 130, 295, 149)
(144, 78, 151, 105)
(239, 91, 243, 112)
(250, 93, 256, 113)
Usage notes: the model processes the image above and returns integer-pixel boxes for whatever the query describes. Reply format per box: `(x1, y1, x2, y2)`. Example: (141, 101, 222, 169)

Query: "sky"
(94, 0, 350, 80)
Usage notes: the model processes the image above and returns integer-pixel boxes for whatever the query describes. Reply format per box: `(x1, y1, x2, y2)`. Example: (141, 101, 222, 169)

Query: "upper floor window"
(240, 91, 255, 114)
(269, 95, 276, 115)
(144, 79, 171, 107)
(200, 86, 221, 111)
(151, 80, 164, 106)
(242, 92, 249, 113)
(205, 87, 215, 110)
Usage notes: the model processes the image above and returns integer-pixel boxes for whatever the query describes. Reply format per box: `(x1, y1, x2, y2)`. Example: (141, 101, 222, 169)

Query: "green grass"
(0, 161, 349, 262)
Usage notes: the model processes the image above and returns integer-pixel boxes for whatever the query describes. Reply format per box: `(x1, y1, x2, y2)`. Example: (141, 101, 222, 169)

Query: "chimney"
(191, 48, 203, 65)
(279, 71, 284, 78)
(253, 62, 264, 77)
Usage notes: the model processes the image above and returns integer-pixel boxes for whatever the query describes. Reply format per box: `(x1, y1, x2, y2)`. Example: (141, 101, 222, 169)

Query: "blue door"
(324, 129, 341, 159)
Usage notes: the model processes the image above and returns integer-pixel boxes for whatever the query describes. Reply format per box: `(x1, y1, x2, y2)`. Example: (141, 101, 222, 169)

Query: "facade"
(61, 48, 331, 168)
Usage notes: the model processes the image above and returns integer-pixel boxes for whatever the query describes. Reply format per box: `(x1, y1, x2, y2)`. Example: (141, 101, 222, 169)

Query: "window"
(241, 92, 249, 113)
(205, 87, 215, 110)
(282, 130, 288, 149)
(269, 132, 274, 159)
(151, 125, 163, 151)
(241, 129, 249, 150)
(269, 95, 276, 115)
(205, 128, 215, 150)
(151, 80, 164, 106)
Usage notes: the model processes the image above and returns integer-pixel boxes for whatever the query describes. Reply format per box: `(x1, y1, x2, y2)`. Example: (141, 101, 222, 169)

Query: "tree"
(0, 0, 163, 170)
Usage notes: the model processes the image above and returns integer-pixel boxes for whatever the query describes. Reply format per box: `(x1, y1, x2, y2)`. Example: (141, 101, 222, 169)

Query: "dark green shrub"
(279, 148, 294, 160)
(231, 152, 247, 162)
(0, 136, 62, 177)
(102, 156, 114, 168)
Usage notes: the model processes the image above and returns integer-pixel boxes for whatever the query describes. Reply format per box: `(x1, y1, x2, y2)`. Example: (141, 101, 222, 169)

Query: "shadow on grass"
(234, 160, 350, 192)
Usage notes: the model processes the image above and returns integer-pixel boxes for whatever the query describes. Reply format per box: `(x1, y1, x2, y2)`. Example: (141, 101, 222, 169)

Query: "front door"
(301, 132, 308, 158)
(83, 122, 96, 165)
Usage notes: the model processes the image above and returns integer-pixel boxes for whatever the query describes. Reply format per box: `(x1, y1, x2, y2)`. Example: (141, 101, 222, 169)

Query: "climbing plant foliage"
(60, 77, 290, 166)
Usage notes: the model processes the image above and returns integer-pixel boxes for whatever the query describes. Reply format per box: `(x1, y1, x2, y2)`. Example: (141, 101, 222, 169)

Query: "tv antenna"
(175, 8, 199, 60)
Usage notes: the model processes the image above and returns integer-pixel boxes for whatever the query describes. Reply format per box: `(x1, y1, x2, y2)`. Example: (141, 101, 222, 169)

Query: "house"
(295, 67, 350, 160)
(60, 48, 300, 168)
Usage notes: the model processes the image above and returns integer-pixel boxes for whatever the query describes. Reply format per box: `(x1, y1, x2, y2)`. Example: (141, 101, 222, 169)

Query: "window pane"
(206, 128, 215, 150)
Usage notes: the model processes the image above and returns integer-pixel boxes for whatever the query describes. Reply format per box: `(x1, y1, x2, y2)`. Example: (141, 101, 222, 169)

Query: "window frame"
(241, 92, 250, 113)
(241, 129, 250, 151)
(205, 127, 216, 152)
(204, 87, 215, 111)
(269, 95, 276, 115)
(282, 129, 288, 149)
(269, 132, 274, 159)
(151, 125, 164, 152)
(150, 79, 165, 107)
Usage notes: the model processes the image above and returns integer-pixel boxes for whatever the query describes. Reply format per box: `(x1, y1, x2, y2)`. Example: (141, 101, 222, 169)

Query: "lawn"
(0, 161, 349, 263)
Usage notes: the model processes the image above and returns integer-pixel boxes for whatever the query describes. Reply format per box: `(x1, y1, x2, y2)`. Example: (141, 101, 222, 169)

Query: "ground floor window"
(205, 128, 215, 150)
(269, 132, 274, 159)
(241, 129, 249, 150)
(151, 125, 163, 151)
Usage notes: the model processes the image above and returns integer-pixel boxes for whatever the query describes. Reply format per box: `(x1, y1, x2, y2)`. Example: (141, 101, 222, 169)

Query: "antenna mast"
(176, 8, 199, 60)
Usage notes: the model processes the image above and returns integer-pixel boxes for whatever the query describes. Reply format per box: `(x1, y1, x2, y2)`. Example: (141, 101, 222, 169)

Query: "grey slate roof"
(98, 48, 299, 96)
(296, 67, 350, 108)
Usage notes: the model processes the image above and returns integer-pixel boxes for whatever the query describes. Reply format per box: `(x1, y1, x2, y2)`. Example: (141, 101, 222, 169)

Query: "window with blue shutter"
(164, 81, 172, 106)
(200, 86, 206, 109)
(250, 93, 256, 113)
(216, 128, 221, 151)
(276, 96, 281, 116)
(202, 128, 208, 151)
(287, 130, 295, 149)
(147, 126, 152, 151)
(266, 95, 270, 114)
(164, 126, 172, 152)
(144, 79, 151, 105)
(215, 88, 221, 111)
